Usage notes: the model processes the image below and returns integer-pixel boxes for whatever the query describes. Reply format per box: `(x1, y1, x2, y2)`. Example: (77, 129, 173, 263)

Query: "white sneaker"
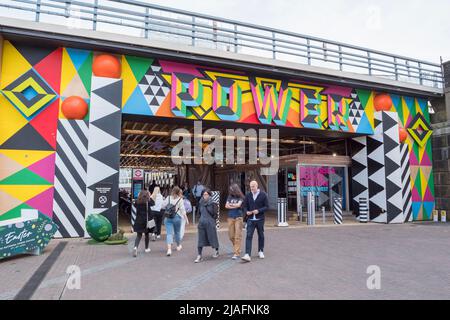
(176, 245, 182, 251)
(156, 235, 161, 239)
(258, 251, 265, 259)
(241, 254, 251, 262)
(212, 250, 219, 258)
(232, 255, 239, 260)
(145, 248, 151, 253)
(151, 234, 156, 241)
(132, 247, 137, 257)
(166, 249, 172, 256)
(194, 255, 202, 263)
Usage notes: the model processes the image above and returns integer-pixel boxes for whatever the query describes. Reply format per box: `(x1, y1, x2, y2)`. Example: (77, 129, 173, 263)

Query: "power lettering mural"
(0, 40, 435, 243)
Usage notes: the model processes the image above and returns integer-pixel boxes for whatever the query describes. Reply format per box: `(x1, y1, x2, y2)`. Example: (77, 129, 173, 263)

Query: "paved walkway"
(0, 222, 449, 300)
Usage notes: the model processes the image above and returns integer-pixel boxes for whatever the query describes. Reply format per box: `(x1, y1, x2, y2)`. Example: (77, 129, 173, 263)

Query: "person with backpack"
(132, 189, 155, 257)
(194, 189, 220, 263)
(161, 186, 188, 256)
(225, 183, 245, 260)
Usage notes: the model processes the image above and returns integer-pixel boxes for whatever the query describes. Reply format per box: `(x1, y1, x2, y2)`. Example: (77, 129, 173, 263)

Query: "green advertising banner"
(0, 212, 58, 260)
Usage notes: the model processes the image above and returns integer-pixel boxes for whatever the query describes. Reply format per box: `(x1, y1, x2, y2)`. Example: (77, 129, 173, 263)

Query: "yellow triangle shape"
(0, 185, 52, 203)
(0, 96, 28, 145)
(0, 150, 54, 168)
(121, 55, 138, 108)
(60, 48, 77, 95)
(0, 40, 32, 89)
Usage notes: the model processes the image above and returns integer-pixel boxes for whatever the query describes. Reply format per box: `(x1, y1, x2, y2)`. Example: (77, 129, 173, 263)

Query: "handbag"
(165, 197, 181, 219)
(146, 202, 156, 229)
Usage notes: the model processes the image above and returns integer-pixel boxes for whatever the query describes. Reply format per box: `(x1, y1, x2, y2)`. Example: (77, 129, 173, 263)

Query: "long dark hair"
(137, 189, 150, 204)
(229, 183, 244, 198)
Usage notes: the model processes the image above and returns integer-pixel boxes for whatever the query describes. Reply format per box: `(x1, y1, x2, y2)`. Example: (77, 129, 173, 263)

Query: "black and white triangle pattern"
(349, 90, 364, 131)
(367, 112, 387, 223)
(138, 61, 170, 115)
(400, 143, 413, 222)
(85, 76, 122, 235)
(351, 136, 368, 218)
(382, 111, 404, 224)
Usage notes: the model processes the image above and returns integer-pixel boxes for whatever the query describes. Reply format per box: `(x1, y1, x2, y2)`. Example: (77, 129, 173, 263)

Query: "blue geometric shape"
(356, 113, 373, 135)
(23, 86, 38, 101)
(122, 86, 152, 116)
(390, 94, 401, 111)
(422, 201, 435, 220)
(66, 48, 91, 71)
(412, 202, 422, 220)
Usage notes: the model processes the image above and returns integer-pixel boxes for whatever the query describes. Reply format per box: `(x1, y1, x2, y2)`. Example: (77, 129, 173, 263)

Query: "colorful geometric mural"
(0, 40, 60, 229)
(0, 39, 437, 235)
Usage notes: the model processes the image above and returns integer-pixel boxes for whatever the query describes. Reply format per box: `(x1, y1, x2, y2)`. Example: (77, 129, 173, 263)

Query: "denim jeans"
(245, 218, 264, 255)
(164, 214, 182, 245)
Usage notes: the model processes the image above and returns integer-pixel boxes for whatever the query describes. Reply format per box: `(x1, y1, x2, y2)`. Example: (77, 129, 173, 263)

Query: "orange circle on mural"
(399, 127, 408, 143)
(92, 54, 121, 78)
(61, 96, 88, 120)
(374, 94, 393, 111)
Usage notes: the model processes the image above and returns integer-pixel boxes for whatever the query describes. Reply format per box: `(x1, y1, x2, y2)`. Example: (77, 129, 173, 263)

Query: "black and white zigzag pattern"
(53, 120, 89, 238)
(85, 77, 122, 235)
(211, 191, 220, 230)
(400, 143, 413, 222)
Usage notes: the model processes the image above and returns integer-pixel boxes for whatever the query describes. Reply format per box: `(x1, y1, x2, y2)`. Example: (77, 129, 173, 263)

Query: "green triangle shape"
(356, 89, 371, 109)
(425, 141, 433, 160)
(126, 56, 153, 83)
(0, 203, 33, 222)
(412, 143, 420, 163)
(78, 52, 93, 95)
(0, 167, 52, 185)
(414, 170, 422, 197)
(428, 171, 435, 196)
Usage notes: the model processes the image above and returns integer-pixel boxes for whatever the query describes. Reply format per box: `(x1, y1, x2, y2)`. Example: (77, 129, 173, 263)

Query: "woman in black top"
(133, 189, 155, 257)
(194, 189, 219, 263)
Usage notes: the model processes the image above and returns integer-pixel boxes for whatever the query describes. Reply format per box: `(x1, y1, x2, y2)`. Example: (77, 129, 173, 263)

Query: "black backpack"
(165, 198, 181, 219)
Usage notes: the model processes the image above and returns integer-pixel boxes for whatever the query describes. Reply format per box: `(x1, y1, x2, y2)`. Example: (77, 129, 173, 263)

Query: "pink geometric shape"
(422, 187, 434, 202)
(420, 152, 432, 166)
(159, 60, 203, 77)
(27, 153, 56, 184)
(321, 86, 353, 98)
(25, 187, 54, 218)
(409, 150, 419, 165)
(411, 187, 421, 202)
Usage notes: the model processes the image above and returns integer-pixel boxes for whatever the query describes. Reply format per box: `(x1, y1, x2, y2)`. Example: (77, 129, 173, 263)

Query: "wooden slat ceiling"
(120, 120, 348, 169)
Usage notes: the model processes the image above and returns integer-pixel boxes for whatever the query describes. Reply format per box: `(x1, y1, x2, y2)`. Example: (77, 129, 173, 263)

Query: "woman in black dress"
(194, 189, 220, 263)
(133, 189, 155, 257)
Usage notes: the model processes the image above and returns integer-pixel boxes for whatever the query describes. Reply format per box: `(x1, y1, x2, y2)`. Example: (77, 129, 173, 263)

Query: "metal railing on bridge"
(0, 0, 444, 89)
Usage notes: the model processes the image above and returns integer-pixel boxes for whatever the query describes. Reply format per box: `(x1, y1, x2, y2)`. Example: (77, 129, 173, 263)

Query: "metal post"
(144, 7, 149, 39)
(333, 198, 343, 225)
(419, 62, 423, 85)
(441, 210, 447, 223)
(367, 52, 372, 76)
(234, 24, 238, 53)
(307, 191, 315, 226)
(35, 0, 41, 22)
(322, 206, 325, 224)
(191, 16, 196, 46)
(277, 198, 288, 227)
(433, 209, 439, 222)
(307, 39, 311, 65)
(272, 31, 276, 59)
(394, 57, 399, 81)
(359, 197, 368, 223)
(93, 0, 98, 31)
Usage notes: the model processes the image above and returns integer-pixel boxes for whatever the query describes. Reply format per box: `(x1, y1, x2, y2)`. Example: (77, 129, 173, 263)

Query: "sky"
(143, 0, 450, 63)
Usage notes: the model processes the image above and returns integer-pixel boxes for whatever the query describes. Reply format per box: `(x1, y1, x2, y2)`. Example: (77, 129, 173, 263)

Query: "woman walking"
(150, 186, 164, 241)
(161, 186, 188, 256)
(194, 189, 220, 263)
(224, 183, 245, 259)
(132, 189, 155, 257)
